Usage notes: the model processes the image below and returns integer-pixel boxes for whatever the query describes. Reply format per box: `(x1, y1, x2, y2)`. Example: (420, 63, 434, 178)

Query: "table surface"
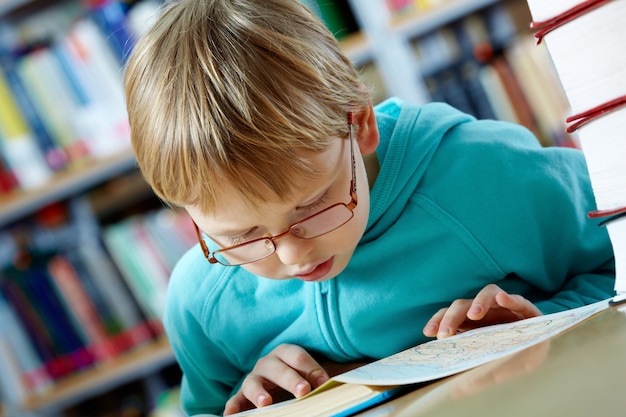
(355, 301, 626, 417)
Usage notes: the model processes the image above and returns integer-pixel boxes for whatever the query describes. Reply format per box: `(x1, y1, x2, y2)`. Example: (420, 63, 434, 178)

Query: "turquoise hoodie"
(164, 99, 615, 415)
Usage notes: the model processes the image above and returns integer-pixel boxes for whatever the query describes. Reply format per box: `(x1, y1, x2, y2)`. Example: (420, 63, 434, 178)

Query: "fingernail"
(295, 382, 308, 395)
(257, 394, 268, 406)
(424, 323, 437, 334)
(469, 305, 481, 315)
(437, 326, 450, 338)
(316, 375, 329, 387)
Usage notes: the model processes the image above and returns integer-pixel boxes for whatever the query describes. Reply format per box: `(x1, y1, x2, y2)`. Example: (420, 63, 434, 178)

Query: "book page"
(334, 299, 608, 385)
(224, 382, 403, 417)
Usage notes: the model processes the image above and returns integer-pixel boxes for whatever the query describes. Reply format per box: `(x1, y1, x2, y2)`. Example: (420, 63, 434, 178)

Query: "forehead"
(189, 139, 346, 232)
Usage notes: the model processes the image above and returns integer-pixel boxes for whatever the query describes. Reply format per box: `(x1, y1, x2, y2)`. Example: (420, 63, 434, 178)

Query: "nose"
(272, 233, 314, 265)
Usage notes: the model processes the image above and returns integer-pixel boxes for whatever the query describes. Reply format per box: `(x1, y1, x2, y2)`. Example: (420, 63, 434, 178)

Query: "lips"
(294, 257, 334, 282)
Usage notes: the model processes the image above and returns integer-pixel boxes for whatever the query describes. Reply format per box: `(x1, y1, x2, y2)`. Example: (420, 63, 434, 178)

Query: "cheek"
(238, 257, 291, 280)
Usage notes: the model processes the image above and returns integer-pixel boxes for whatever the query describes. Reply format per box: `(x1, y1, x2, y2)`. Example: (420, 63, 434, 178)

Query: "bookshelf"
(20, 337, 174, 415)
(0, 0, 572, 416)
(341, 0, 572, 146)
(0, 2, 187, 416)
(0, 151, 137, 226)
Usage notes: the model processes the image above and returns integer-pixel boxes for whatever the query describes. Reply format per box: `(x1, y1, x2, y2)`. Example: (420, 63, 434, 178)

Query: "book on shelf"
(0, 334, 27, 407)
(83, 0, 137, 64)
(102, 220, 169, 322)
(0, 291, 52, 398)
(525, 0, 626, 297)
(0, 198, 173, 395)
(70, 197, 155, 348)
(503, 38, 574, 148)
(65, 17, 131, 153)
(30, 199, 162, 347)
(216, 299, 609, 417)
(1, 10, 132, 169)
(0, 62, 51, 189)
(101, 208, 196, 322)
(0, 260, 91, 381)
(0, 55, 69, 172)
(47, 254, 123, 362)
(14, 46, 90, 164)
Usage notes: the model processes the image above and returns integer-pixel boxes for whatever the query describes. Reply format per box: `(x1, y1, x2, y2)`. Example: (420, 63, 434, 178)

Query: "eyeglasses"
(192, 114, 358, 266)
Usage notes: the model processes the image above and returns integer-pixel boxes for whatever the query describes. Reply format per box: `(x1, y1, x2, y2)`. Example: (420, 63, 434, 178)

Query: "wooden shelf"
(0, 150, 138, 227)
(21, 337, 176, 414)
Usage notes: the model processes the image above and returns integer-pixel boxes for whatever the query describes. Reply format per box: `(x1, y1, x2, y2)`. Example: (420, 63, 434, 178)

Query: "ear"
(352, 103, 379, 155)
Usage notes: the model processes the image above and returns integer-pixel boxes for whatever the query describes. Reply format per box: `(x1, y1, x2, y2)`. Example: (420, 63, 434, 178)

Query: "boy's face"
(187, 136, 370, 282)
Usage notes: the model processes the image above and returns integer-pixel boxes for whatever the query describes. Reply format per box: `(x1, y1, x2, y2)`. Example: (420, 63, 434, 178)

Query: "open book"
(525, 0, 626, 298)
(205, 299, 609, 417)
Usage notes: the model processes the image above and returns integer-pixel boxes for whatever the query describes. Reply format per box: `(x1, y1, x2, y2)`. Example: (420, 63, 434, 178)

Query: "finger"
(242, 346, 328, 404)
(423, 307, 448, 337)
(224, 391, 257, 415)
(240, 357, 309, 407)
(273, 344, 330, 389)
(495, 292, 541, 318)
(466, 284, 505, 320)
(436, 299, 473, 339)
(240, 371, 288, 408)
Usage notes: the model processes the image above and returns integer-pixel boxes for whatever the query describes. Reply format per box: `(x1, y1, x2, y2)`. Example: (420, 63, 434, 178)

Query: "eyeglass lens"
(213, 203, 354, 265)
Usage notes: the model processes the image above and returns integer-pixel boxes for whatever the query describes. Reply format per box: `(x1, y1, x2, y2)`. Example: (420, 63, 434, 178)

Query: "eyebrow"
(206, 177, 335, 237)
(206, 142, 346, 236)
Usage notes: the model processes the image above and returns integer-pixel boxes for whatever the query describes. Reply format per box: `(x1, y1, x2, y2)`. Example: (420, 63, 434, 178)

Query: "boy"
(123, 0, 615, 415)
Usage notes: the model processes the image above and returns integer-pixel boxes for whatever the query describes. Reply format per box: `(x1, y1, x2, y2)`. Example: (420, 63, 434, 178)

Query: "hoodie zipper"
(318, 280, 350, 357)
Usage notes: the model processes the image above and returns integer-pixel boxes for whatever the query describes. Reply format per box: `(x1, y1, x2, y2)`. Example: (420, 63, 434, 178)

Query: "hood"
(364, 98, 475, 241)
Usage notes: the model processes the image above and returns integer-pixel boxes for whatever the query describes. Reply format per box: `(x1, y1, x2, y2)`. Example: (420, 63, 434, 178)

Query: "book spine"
(0, 291, 52, 394)
(143, 209, 197, 269)
(47, 255, 121, 363)
(65, 18, 131, 150)
(0, 65, 51, 189)
(0, 338, 26, 407)
(0, 55, 68, 171)
(6, 259, 95, 374)
(84, 0, 137, 64)
(14, 50, 85, 165)
(102, 223, 165, 321)
(27, 47, 91, 162)
(70, 196, 150, 347)
(51, 40, 123, 159)
(0, 276, 71, 380)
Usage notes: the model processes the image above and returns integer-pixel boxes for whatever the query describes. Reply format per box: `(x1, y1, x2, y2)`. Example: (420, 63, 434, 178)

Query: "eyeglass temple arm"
(348, 111, 357, 197)
(192, 220, 211, 259)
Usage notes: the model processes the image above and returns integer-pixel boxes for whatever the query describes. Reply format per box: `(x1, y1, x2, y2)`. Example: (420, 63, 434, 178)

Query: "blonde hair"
(124, 0, 371, 213)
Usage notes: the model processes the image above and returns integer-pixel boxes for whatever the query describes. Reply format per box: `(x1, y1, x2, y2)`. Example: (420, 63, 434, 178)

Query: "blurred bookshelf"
(0, 0, 574, 415)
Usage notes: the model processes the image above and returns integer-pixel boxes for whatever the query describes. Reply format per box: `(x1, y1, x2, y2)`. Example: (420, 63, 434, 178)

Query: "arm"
(422, 118, 615, 337)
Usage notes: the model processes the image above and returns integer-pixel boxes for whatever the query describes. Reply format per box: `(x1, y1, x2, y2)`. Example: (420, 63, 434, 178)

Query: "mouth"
(294, 257, 334, 282)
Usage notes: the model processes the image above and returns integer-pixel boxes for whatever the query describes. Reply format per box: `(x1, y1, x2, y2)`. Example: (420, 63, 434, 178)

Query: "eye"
(227, 227, 261, 246)
(300, 190, 331, 212)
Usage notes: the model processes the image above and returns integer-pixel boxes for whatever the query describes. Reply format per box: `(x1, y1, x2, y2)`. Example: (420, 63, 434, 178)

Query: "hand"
(423, 284, 542, 339)
(223, 344, 330, 415)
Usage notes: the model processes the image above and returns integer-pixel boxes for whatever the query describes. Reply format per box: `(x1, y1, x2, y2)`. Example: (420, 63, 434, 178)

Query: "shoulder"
(165, 245, 240, 324)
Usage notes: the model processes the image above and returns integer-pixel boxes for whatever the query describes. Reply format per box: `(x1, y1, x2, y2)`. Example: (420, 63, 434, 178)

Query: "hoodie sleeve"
(163, 248, 244, 416)
(419, 114, 615, 314)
